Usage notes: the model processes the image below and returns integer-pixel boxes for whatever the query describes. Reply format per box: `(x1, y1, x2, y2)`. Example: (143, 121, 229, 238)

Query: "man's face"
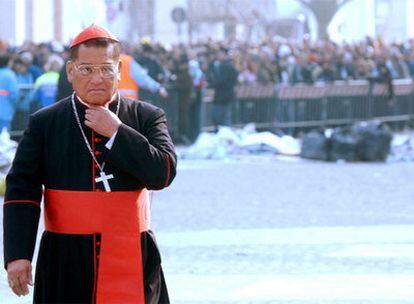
(66, 44, 121, 106)
(14, 63, 28, 74)
(217, 50, 227, 61)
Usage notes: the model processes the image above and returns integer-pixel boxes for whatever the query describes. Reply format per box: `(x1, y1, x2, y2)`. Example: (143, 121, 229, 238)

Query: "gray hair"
(44, 54, 64, 72)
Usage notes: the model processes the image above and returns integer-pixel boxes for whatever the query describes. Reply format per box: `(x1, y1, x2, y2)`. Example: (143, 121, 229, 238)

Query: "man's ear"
(117, 60, 122, 81)
(66, 61, 74, 83)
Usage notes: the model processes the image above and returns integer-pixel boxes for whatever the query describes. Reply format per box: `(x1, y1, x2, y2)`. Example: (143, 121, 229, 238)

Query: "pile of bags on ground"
(301, 121, 393, 162)
(0, 128, 18, 195)
(180, 121, 407, 163)
(181, 123, 301, 159)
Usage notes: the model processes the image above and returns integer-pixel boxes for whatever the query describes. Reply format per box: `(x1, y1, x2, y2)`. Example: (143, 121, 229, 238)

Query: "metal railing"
(200, 79, 414, 135)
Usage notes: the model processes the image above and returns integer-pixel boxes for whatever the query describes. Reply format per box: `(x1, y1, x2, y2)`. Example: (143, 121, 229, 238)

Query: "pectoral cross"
(95, 171, 114, 192)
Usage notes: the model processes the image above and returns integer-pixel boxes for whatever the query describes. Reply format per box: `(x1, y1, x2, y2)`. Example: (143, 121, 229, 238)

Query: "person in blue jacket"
(31, 54, 64, 111)
(11, 57, 34, 131)
(0, 52, 19, 132)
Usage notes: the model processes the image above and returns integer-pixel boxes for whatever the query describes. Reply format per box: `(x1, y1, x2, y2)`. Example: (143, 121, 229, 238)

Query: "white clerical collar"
(76, 93, 118, 108)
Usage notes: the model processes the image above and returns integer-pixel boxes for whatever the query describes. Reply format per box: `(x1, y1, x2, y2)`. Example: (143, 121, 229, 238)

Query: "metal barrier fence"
(275, 79, 414, 134)
(9, 79, 414, 142)
(201, 79, 414, 135)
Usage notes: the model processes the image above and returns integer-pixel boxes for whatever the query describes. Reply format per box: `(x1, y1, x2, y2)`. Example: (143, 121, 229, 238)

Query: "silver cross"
(95, 171, 114, 192)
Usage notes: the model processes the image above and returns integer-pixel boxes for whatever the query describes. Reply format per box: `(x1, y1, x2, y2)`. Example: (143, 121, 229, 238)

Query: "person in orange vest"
(119, 53, 167, 101)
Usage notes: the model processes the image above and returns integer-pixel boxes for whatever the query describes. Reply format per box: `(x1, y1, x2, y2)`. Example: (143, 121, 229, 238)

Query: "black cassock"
(3, 95, 177, 303)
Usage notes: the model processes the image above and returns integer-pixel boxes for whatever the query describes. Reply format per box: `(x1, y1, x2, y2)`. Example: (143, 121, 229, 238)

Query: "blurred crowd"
(121, 36, 414, 85)
(1, 36, 414, 141)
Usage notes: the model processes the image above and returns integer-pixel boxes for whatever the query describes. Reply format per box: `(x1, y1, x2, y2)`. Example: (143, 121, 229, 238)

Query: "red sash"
(44, 189, 149, 304)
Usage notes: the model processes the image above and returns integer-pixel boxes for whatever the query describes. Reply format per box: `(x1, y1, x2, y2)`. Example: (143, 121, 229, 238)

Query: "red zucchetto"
(70, 25, 119, 48)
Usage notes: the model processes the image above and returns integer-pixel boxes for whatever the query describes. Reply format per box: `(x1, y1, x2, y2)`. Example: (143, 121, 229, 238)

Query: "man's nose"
(90, 69, 104, 83)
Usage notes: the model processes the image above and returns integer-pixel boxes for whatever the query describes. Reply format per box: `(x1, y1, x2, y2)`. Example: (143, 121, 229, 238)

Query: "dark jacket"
(209, 59, 238, 104)
(4, 96, 176, 303)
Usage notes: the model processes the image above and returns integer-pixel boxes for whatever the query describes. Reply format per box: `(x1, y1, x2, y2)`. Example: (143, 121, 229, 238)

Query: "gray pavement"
(153, 157, 414, 230)
(152, 157, 414, 303)
(1, 156, 414, 303)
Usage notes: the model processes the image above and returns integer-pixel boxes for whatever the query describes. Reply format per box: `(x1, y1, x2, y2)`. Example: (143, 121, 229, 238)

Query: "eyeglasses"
(72, 62, 119, 78)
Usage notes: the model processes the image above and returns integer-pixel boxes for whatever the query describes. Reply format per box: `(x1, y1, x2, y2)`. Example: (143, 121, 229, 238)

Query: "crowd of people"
(1, 36, 414, 141)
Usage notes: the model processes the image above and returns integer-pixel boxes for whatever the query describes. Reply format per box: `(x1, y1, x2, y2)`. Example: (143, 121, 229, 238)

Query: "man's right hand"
(7, 259, 33, 296)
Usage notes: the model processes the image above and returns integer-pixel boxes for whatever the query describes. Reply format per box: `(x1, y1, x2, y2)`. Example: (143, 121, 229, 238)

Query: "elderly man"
(3, 25, 176, 303)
